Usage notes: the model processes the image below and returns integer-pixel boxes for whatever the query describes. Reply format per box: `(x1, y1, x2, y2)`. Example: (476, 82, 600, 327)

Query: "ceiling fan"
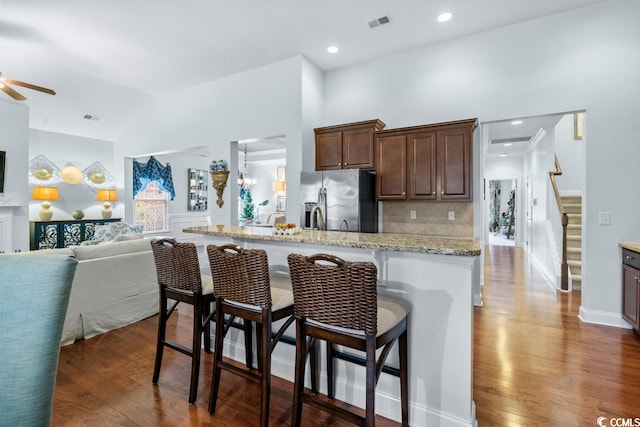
(0, 71, 56, 101)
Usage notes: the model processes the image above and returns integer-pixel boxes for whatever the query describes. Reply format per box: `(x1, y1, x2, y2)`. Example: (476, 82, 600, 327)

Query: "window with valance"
(132, 156, 175, 200)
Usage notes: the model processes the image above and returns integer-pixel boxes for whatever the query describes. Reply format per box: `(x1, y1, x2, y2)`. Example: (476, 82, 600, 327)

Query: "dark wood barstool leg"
(209, 298, 225, 413)
(365, 336, 376, 427)
(259, 311, 272, 427)
(399, 328, 409, 426)
(292, 321, 307, 427)
(245, 320, 254, 369)
(203, 300, 212, 353)
(327, 341, 335, 399)
(152, 288, 167, 384)
(309, 337, 319, 394)
(189, 299, 203, 403)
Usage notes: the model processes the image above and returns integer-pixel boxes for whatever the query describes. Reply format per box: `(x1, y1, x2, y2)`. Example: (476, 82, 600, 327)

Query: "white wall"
(29, 129, 116, 220)
(320, 0, 640, 324)
(555, 114, 586, 195)
(0, 99, 29, 251)
(116, 56, 310, 228)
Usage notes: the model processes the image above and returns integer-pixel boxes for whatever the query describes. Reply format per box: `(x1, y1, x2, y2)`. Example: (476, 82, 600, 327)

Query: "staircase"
(562, 195, 582, 291)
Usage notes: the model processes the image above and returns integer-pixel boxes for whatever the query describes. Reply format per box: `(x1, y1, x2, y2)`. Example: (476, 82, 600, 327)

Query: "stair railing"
(549, 154, 569, 291)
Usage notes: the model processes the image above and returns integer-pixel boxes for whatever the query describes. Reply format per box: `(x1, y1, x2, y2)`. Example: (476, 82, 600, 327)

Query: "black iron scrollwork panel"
(64, 223, 83, 247)
(85, 223, 96, 241)
(38, 224, 58, 249)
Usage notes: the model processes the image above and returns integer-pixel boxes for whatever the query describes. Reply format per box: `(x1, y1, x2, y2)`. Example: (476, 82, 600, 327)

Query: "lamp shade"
(96, 189, 118, 202)
(60, 165, 83, 184)
(32, 186, 59, 201)
(272, 181, 286, 192)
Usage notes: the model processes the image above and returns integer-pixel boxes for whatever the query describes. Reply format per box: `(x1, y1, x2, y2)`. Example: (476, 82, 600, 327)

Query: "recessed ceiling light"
(437, 12, 453, 23)
(327, 46, 339, 54)
(504, 143, 512, 147)
(511, 120, 523, 125)
(500, 153, 508, 157)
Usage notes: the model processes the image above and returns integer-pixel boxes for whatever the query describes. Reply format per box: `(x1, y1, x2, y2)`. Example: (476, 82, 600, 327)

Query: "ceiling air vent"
(83, 114, 100, 121)
(368, 16, 391, 29)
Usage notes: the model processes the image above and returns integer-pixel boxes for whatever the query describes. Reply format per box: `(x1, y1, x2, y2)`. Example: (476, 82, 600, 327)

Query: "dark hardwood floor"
(52, 245, 640, 426)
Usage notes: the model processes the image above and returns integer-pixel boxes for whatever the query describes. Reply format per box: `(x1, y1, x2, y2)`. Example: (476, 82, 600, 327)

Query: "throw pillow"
(111, 233, 144, 242)
(94, 222, 144, 242)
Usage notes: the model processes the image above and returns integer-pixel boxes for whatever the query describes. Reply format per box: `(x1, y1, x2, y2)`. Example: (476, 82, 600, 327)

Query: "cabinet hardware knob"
(432, 192, 436, 195)
(338, 162, 342, 166)
(402, 192, 405, 196)
(441, 191, 444, 195)
(627, 255, 634, 260)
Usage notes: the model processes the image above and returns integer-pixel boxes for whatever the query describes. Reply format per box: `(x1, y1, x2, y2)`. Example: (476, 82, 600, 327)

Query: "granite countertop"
(183, 225, 482, 257)
(619, 242, 640, 252)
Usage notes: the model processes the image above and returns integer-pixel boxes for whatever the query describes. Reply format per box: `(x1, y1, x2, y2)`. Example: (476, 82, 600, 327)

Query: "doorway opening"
(488, 179, 516, 246)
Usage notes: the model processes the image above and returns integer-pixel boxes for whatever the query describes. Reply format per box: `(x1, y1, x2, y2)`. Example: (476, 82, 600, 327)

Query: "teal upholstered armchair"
(0, 254, 78, 427)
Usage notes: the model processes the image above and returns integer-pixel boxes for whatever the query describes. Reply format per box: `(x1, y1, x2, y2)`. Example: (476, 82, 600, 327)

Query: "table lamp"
(32, 186, 59, 220)
(96, 189, 117, 219)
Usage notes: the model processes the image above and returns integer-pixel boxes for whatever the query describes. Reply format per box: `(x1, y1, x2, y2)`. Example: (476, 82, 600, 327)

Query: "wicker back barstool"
(206, 244, 295, 427)
(150, 238, 215, 403)
(287, 253, 410, 427)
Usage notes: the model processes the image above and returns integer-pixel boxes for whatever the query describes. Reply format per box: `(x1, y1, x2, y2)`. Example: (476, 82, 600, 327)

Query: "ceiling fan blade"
(6, 78, 56, 96)
(0, 83, 27, 101)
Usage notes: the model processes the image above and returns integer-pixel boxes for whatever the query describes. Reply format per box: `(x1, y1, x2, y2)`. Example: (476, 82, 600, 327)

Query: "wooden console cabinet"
(375, 118, 476, 201)
(622, 247, 640, 333)
(29, 218, 121, 250)
(315, 119, 385, 171)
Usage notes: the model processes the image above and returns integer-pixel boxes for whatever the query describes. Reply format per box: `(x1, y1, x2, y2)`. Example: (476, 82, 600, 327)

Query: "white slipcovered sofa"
(25, 223, 159, 346)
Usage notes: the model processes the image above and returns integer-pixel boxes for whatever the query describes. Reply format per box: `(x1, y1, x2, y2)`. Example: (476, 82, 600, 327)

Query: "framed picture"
(276, 196, 286, 212)
(574, 112, 584, 140)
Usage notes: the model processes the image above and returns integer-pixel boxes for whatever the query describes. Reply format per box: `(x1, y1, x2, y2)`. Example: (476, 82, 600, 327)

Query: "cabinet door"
(376, 134, 406, 200)
(438, 127, 472, 200)
(63, 222, 83, 247)
(622, 264, 640, 329)
(343, 128, 375, 169)
(316, 132, 343, 170)
(408, 131, 437, 200)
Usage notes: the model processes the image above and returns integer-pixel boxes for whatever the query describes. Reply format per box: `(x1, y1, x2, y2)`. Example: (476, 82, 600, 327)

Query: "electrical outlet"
(448, 211, 455, 221)
(410, 210, 416, 220)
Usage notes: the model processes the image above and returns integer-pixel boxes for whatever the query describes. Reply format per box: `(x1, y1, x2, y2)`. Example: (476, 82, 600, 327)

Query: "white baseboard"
(578, 305, 633, 329)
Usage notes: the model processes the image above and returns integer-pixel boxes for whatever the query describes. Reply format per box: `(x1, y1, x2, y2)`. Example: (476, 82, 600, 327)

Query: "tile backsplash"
(381, 201, 473, 237)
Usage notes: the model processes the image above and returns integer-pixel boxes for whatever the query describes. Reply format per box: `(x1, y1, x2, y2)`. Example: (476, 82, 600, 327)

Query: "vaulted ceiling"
(0, 0, 604, 142)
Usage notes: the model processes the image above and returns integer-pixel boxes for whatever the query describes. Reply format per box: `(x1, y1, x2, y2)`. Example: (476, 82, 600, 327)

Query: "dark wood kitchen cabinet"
(375, 118, 476, 201)
(622, 247, 640, 333)
(315, 119, 386, 171)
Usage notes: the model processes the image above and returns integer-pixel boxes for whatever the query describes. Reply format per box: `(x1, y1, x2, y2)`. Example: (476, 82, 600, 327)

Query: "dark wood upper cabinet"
(375, 118, 476, 201)
(376, 134, 407, 200)
(315, 119, 386, 171)
(438, 125, 473, 200)
(408, 131, 437, 200)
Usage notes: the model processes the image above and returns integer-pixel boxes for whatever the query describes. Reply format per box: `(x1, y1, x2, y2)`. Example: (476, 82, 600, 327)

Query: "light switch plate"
(599, 212, 610, 225)
(410, 210, 416, 220)
(448, 211, 455, 221)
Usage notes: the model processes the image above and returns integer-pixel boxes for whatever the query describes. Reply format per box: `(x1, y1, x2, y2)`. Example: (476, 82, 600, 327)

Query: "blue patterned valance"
(132, 156, 175, 200)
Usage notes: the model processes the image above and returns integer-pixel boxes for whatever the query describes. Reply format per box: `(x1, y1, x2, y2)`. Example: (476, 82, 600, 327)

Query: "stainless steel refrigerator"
(299, 169, 378, 233)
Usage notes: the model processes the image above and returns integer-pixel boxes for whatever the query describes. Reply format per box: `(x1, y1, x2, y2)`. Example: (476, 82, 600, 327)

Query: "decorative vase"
(72, 209, 85, 220)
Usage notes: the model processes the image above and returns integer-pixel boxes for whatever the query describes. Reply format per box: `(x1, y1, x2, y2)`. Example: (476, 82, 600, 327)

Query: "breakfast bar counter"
(183, 225, 482, 256)
(183, 225, 482, 427)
